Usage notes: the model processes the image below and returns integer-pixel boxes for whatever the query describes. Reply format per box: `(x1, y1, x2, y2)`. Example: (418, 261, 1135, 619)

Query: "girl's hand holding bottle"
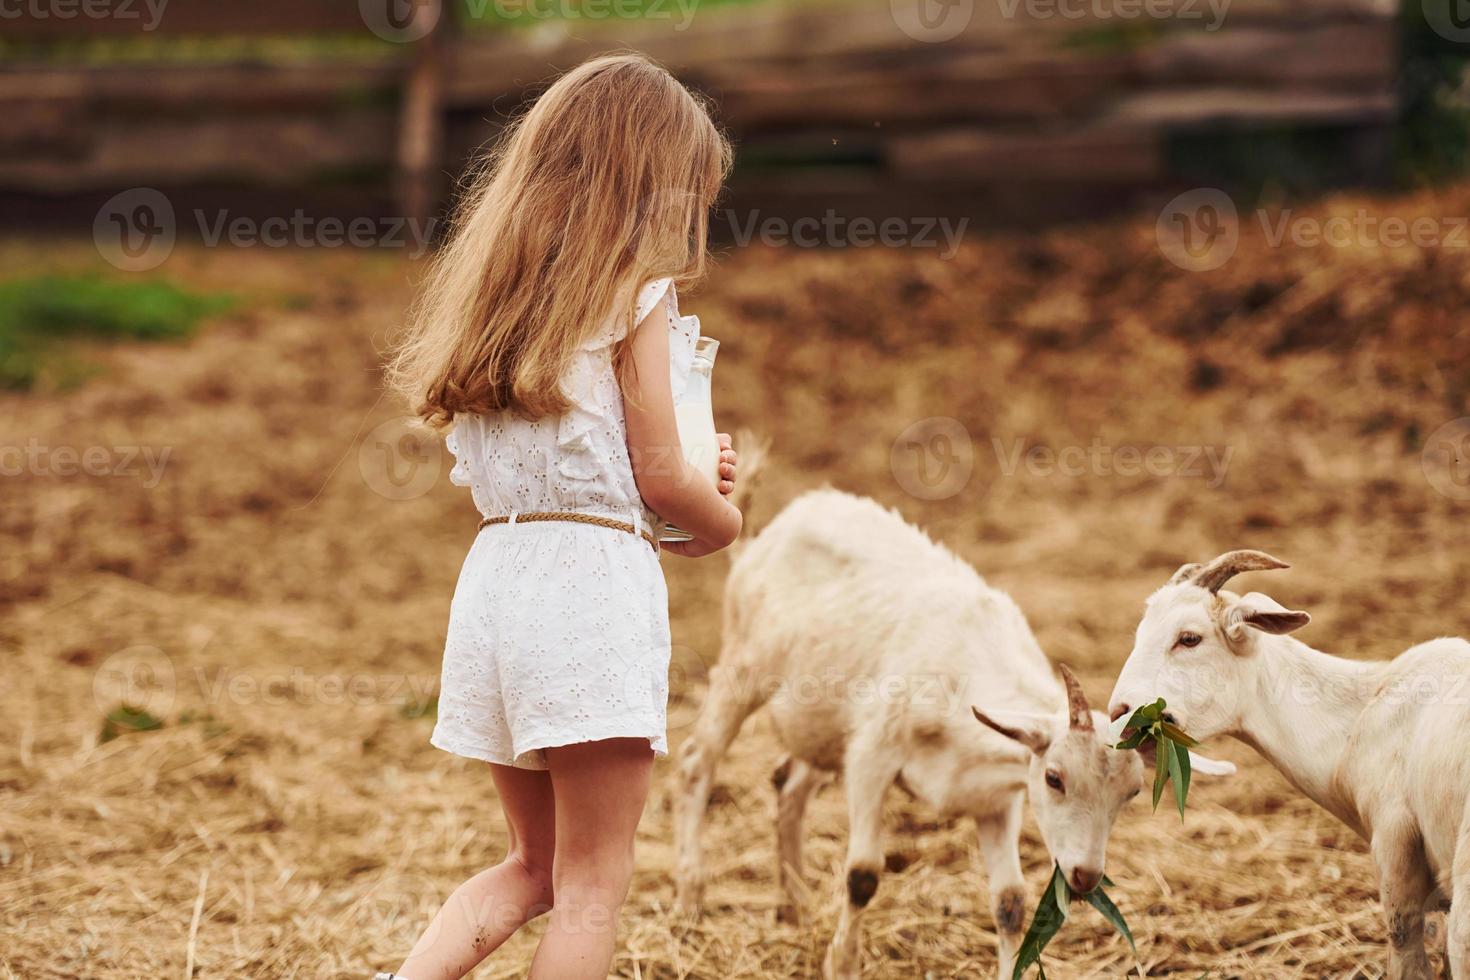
(661, 434, 737, 557)
(714, 433, 738, 496)
(622, 301, 743, 555)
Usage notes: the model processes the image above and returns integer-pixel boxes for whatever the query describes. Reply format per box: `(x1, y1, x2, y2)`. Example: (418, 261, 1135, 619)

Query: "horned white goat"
(674, 489, 1228, 979)
(1109, 550, 1470, 979)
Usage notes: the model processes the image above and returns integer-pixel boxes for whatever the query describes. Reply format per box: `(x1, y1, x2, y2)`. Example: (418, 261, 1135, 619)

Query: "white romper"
(430, 278, 700, 770)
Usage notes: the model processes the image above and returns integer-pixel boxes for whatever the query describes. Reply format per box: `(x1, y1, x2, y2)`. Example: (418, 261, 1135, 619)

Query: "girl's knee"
(553, 853, 636, 905)
(549, 880, 632, 933)
(547, 850, 635, 938)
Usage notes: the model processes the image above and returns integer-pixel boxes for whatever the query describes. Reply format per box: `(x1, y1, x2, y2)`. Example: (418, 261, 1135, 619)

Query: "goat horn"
(1188, 550, 1290, 594)
(1057, 663, 1092, 732)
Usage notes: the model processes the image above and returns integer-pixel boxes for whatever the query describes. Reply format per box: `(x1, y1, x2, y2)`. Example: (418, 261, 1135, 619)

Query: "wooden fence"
(0, 0, 1400, 227)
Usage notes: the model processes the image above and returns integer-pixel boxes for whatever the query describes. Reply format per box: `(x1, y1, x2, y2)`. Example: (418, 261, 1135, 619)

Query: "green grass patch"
(400, 694, 439, 721)
(100, 705, 231, 743)
(456, 0, 772, 31)
(0, 275, 233, 390)
(100, 704, 166, 743)
(1058, 20, 1166, 54)
(0, 0, 784, 63)
(0, 34, 397, 67)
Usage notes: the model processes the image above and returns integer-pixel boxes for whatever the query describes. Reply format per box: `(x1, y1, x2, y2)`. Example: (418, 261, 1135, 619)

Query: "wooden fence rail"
(0, 0, 1401, 226)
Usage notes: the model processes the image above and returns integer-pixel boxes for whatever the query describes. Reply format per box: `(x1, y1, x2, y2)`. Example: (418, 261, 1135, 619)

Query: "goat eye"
(1044, 770, 1064, 793)
(1177, 632, 1203, 648)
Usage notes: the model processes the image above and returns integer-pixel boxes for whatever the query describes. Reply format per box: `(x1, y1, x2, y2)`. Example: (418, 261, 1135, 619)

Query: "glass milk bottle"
(661, 336, 720, 543)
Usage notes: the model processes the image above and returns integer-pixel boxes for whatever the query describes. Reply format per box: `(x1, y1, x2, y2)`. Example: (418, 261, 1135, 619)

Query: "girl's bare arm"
(621, 300, 741, 551)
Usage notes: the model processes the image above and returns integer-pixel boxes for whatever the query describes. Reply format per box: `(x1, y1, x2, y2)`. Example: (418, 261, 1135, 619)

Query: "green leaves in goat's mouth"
(1011, 865, 1136, 980)
(1113, 697, 1198, 819)
(1012, 699, 1206, 976)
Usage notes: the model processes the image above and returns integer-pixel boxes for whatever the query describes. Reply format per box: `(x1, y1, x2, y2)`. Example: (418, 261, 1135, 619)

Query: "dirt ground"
(3, 182, 1470, 979)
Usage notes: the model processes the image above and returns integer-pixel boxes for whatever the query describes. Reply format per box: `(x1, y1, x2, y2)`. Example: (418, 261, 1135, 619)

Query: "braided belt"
(478, 511, 658, 552)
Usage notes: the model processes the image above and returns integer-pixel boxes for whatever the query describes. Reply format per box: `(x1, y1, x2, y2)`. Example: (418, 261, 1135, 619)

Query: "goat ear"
(1225, 591, 1311, 639)
(972, 706, 1053, 755)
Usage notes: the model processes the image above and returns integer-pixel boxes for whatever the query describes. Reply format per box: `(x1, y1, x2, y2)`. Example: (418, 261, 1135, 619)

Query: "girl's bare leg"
(395, 763, 557, 980)
(528, 738, 654, 980)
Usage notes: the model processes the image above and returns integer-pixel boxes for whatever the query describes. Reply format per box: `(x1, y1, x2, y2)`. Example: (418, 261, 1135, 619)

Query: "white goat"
(1109, 550, 1470, 979)
(674, 488, 1165, 979)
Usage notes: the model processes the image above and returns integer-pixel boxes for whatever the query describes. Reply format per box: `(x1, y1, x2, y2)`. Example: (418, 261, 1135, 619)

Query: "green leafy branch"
(1011, 865, 1135, 980)
(1012, 699, 1206, 977)
(1114, 698, 1198, 819)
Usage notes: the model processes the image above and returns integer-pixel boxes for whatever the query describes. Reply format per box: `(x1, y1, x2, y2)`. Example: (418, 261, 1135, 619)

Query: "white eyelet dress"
(430, 278, 700, 770)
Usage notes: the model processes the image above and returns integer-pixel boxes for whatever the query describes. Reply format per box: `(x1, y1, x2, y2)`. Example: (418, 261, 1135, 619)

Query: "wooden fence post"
(395, 1, 451, 232)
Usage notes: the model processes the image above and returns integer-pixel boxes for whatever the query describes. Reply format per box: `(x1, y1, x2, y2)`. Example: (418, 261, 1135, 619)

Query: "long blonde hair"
(390, 53, 731, 427)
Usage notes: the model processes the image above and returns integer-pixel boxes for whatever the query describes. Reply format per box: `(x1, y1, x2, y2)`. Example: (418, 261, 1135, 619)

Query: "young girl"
(382, 54, 741, 980)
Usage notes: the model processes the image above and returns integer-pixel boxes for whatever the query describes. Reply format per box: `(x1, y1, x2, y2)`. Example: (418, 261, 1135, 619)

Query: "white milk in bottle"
(662, 337, 720, 542)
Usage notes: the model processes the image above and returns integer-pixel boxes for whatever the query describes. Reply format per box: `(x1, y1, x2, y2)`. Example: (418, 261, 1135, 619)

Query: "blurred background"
(2, 0, 1456, 231)
(3, 1, 1470, 977)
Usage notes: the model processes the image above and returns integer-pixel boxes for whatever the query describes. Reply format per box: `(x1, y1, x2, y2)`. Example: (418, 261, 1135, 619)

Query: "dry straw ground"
(3, 183, 1469, 979)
